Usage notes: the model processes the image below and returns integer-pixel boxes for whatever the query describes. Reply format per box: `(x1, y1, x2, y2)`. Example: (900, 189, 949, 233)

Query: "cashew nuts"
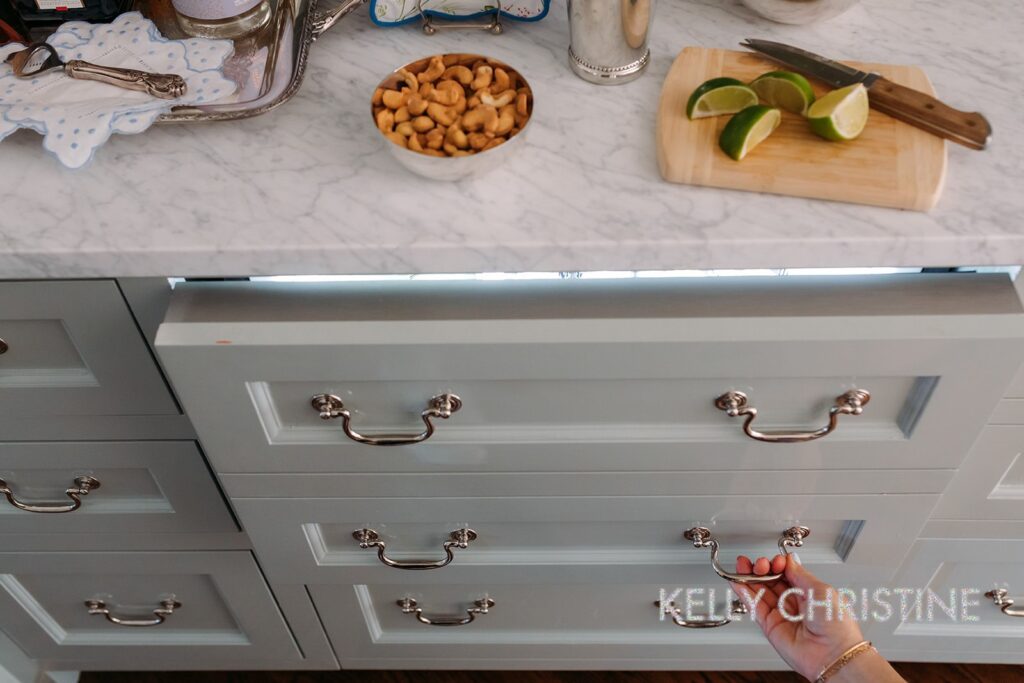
(373, 54, 533, 159)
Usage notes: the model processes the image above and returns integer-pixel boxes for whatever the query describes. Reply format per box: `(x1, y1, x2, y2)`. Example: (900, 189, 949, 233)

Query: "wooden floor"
(80, 665, 1024, 683)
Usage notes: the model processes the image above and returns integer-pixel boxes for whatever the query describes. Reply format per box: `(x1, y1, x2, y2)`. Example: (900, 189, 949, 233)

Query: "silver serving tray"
(141, 0, 363, 122)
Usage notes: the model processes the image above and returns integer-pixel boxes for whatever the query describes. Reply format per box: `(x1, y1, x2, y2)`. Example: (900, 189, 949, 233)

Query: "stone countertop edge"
(0, 0, 1021, 278)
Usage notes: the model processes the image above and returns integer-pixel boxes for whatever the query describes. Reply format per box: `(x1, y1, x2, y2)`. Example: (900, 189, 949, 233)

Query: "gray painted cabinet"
(0, 279, 336, 678)
(6, 272, 1024, 675)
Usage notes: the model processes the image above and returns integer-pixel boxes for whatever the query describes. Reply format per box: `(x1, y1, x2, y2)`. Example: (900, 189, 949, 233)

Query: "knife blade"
(741, 39, 992, 150)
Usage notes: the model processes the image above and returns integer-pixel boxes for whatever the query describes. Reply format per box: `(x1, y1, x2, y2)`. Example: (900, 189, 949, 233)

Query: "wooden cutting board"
(656, 47, 947, 211)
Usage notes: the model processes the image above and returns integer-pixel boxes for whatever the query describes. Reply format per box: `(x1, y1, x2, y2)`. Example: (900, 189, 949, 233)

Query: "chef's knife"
(741, 39, 992, 150)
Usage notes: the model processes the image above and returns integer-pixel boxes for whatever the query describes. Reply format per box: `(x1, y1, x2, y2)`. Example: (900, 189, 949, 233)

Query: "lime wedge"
(687, 77, 759, 120)
(750, 71, 816, 115)
(719, 105, 781, 161)
(807, 83, 870, 141)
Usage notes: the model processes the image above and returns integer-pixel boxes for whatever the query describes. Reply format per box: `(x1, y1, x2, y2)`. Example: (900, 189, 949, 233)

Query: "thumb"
(784, 555, 831, 592)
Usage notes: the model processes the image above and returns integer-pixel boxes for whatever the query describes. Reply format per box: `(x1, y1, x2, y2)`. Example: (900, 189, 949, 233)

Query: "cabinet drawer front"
(0, 551, 300, 669)
(0, 441, 236, 535)
(931, 425, 1024, 522)
(156, 277, 1024, 474)
(234, 493, 937, 585)
(879, 539, 1024, 656)
(0, 281, 178, 435)
(314, 580, 784, 667)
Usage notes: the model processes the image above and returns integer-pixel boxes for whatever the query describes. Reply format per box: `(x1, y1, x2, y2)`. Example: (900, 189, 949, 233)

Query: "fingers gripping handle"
(685, 525, 810, 585)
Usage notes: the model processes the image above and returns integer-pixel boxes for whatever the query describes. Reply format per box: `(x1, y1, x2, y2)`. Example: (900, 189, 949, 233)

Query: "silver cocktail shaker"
(567, 0, 654, 85)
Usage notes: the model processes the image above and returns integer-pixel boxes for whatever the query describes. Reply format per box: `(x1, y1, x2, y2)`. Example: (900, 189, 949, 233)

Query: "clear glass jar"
(172, 0, 272, 39)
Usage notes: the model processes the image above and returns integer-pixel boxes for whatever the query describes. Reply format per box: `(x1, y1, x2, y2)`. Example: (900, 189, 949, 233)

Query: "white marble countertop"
(1, 0, 1022, 277)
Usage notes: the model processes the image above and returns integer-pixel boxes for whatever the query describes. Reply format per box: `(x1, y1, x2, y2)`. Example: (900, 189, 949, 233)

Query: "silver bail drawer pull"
(397, 597, 494, 626)
(0, 476, 100, 513)
(311, 393, 462, 446)
(684, 526, 811, 585)
(354, 527, 476, 570)
(985, 589, 1024, 617)
(417, 0, 503, 35)
(715, 389, 870, 443)
(85, 597, 181, 627)
(655, 598, 749, 628)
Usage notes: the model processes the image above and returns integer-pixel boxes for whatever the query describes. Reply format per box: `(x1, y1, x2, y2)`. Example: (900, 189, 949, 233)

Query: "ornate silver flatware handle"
(64, 60, 187, 100)
(684, 525, 811, 585)
(0, 476, 100, 513)
(715, 389, 870, 443)
(397, 597, 494, 626)
(85, 597, 181, 627)
(985, 589, 1024, 618)
(311, 392, 462, 446)
(655, 598, 748, 628)
(354, 527, 476, 570)
(311, 0, 368, 38)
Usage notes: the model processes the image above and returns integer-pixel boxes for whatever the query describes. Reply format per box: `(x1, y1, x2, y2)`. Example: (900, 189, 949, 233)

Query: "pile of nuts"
(373, 54, 533, 158)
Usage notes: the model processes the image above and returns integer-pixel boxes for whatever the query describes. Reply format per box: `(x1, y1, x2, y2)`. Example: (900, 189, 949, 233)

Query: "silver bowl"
(372, 54, 533, 182)
(741, 0, 859, 24)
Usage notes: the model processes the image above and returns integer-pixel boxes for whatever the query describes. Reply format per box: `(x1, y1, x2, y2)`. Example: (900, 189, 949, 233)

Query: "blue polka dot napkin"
(0, 12, 236, 168)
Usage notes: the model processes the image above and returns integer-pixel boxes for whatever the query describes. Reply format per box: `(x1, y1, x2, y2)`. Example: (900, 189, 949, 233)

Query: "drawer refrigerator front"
(233, 491, 939, 669)
(154, 274, 1024, 477)
(153, 272, 1024, 669)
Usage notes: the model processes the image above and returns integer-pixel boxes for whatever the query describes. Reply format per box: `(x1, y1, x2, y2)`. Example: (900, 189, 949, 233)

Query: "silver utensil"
(5, 43, 186, 100)
(741, 38, 992, 150)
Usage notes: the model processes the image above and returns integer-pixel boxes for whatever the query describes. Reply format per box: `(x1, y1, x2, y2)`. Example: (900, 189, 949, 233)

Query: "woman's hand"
(730, 555, 879, 682)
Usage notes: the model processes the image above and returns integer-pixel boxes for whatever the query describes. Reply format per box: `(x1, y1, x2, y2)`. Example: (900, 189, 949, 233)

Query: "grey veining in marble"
(0, 0, 1022, 277)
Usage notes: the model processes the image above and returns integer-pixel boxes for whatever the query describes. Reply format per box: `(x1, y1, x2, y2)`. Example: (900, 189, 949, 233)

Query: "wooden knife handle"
(867, 76, 991, 150)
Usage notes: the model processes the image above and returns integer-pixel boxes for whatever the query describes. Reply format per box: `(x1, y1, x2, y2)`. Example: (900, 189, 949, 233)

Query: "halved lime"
(750, 70, 816, 115)
(687, 77, 759, 120)
(719, 105, 782, 161)
(807, 83, 869, 141)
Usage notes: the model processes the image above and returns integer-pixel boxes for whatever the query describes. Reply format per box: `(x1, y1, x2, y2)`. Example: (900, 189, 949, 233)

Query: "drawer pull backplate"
(85, 597, 181, 627)
(715, 389, 870, 443)
(985, 589, 1024, 618)
(397, 596, 494, 626)
(685, 525, 810, 585)
(655, 598, 749, 628)
(0, 475, 100, 513)
(354, 527, 476, 570)
(311, 392, 462, 446)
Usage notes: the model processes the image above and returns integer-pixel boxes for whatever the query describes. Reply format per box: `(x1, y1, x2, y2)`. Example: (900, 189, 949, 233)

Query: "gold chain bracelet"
(816, 640, 875, 683)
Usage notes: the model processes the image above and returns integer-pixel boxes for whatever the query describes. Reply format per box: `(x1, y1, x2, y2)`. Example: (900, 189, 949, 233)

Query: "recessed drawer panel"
(234, 492, 938, 586)
(0, 281, 178, 437)
(930, 425, 1024, 522)
(879, 538, 1024, 659)
(313, 581, 783, 669)
(0, 441, 236, 535)
(156, 276, 1024, 474)
(0, 551, 301, 669)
